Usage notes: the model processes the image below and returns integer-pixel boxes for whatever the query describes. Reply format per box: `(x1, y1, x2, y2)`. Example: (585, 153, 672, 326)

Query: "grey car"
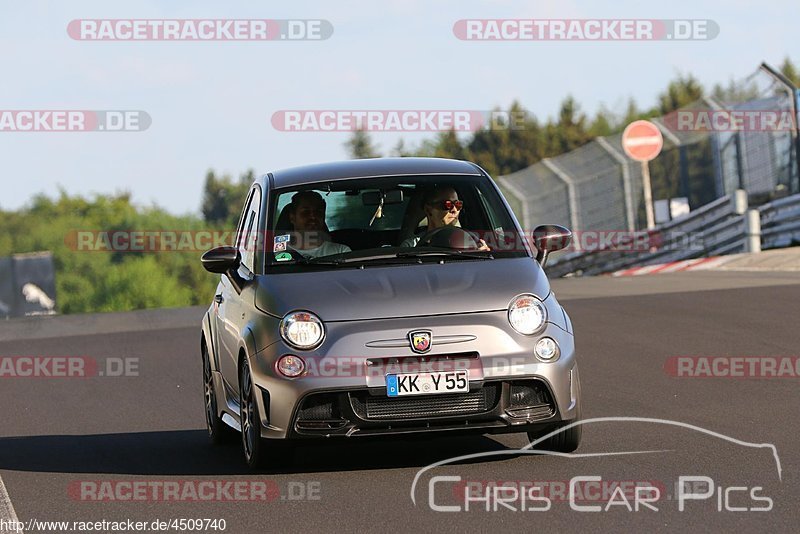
(200, 157, 580, 468)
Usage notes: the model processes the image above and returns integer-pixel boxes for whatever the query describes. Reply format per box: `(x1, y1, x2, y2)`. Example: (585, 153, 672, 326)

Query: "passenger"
(401, 186, 490, 250)
(286, 191, 351, 258)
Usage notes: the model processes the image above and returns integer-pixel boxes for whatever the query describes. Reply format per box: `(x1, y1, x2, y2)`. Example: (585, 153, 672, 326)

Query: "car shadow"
(0, 430, 525, 476)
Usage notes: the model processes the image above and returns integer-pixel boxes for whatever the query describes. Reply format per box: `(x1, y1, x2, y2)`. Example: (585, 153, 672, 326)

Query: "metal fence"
(543, 189, 800, 278)
(759, 192, 800, 249)
(498, 63, 799, 241)
(545, 190, 757, 278)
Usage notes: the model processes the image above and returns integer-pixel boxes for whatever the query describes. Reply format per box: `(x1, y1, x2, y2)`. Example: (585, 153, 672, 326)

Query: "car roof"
(268, 157, 484, 189)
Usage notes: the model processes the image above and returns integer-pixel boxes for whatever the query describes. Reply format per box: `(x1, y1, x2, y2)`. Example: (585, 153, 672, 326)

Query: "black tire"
(527, 401, 582, 453)
(239, 362, 267, 469)
(527, 420, 582, 453)
(203, 342, 235, 444)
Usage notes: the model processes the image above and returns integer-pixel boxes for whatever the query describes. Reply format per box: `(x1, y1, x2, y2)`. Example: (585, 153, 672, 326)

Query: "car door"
(215, 186, 261, 396)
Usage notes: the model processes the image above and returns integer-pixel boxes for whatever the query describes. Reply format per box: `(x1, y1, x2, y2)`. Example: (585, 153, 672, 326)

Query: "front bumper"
(248, 309, 580, 439)
(288, 377, 572, 438)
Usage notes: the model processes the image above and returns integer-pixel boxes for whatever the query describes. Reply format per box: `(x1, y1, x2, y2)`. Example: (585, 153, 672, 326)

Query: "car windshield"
(265, 175, 529, 271)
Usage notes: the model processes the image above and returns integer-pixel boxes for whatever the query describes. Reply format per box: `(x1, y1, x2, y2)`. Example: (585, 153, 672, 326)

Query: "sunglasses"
(428, 199, 463, 211)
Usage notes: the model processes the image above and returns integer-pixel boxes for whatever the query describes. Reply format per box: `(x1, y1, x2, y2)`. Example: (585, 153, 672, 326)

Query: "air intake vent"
(350, 384, 499, 420)
(297, 393, 338, 421)
(507, 380, 555, 420)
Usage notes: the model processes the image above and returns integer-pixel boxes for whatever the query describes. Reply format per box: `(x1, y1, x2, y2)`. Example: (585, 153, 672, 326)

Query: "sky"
(1, 0, 798, 215)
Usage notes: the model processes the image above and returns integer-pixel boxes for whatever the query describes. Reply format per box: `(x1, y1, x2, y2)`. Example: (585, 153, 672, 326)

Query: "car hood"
(255, 257, 551, 322)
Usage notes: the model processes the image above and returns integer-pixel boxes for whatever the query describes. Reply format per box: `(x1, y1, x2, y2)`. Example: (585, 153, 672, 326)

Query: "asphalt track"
(0, 271, 798, 533)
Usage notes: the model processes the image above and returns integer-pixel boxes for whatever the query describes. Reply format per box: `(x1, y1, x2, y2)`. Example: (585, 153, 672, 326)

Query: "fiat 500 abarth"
(200, 157, 580, 467)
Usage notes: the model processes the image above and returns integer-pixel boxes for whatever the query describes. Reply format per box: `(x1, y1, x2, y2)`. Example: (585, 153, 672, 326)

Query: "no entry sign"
(622, 120, 663, 162)
(622, 119, 664, 230)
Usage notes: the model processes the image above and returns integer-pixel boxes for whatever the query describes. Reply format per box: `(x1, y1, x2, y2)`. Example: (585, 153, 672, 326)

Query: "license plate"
(386, 370, 469, 397)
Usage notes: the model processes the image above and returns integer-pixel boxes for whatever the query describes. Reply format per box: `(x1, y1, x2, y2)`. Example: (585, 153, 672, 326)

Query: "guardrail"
(759, 193, 800, 250)
(546, 189, 776, 278)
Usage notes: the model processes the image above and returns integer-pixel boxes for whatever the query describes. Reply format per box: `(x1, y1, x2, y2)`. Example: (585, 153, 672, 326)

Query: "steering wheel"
(415, 226, 481, 250)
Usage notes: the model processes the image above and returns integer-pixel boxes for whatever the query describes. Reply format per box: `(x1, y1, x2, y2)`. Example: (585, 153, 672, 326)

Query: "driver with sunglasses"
(400, 186, 490, 250)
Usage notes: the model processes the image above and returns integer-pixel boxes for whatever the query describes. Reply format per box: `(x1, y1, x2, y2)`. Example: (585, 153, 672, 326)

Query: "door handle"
(214, 294, 224, 304)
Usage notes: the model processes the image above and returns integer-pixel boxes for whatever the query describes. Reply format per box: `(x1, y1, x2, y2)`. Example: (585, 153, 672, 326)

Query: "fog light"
(534, 337, 560, 361)
(277, 355, 305, 378)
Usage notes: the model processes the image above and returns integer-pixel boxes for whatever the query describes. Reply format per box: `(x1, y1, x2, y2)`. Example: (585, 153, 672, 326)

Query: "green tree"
(465, 127, 504, 176)
(492, 101, 545, 174)
(345, 129, 380, 159)
(201, 169, 253, 228)
(588, 105, 614, 137)
(543, 96, 591, 155)
(779, 57, 800, 86)
(0, 191, 218, 315)
(432, 131, 467, 160)
(621, 97, 643, 126)
(201, 170, 228, 223)
(711, 78, 760, 103)
(657, 73, 704, 114)
(390, 139, 413, 157)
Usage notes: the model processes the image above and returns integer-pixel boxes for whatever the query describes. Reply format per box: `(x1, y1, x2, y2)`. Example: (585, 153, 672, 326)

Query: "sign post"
(622, 120, 664, 230)
(640, 159, 655, 230)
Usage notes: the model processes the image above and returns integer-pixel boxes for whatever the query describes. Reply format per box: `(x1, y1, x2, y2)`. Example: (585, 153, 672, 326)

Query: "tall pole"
(641, 161, 655, 229)
(759, 62, 800, 194)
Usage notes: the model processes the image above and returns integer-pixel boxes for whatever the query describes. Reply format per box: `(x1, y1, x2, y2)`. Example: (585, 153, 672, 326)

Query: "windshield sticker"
(274, 234, 290, 252)
(274, 252, 293, 262)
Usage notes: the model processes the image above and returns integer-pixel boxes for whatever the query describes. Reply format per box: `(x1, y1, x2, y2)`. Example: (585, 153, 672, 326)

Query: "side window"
(239, 187, 261, 273)
(235, 189, 255, 248)
(476, 187, 501, 232)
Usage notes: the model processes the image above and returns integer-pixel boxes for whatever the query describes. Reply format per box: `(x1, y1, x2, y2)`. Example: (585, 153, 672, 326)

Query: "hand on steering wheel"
(416, 226, 490, 251)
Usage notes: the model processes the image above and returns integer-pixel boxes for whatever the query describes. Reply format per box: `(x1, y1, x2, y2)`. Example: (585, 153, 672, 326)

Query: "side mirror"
(532, 225, 572, 267)
(201, 246, 240, 274)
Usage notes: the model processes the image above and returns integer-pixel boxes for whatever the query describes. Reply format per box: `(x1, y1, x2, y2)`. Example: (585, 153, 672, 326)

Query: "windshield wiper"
(396, 249, 494, 260)
(291, 256, 345, 266)
(334, 250, 494, 263)
(283, 249, 494, 267)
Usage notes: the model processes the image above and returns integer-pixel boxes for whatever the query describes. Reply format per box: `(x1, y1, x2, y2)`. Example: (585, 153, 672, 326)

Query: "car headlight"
(280, 311, 324, 350)
(508, 294, 547, 335)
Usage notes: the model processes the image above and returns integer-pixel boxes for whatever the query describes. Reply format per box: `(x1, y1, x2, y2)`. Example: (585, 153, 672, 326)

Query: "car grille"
(298, 394, 336, 420)
(350, 384, 500, 420)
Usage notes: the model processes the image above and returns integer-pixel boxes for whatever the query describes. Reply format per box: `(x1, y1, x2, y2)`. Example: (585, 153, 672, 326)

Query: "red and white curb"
(612, 256, 733, 277)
